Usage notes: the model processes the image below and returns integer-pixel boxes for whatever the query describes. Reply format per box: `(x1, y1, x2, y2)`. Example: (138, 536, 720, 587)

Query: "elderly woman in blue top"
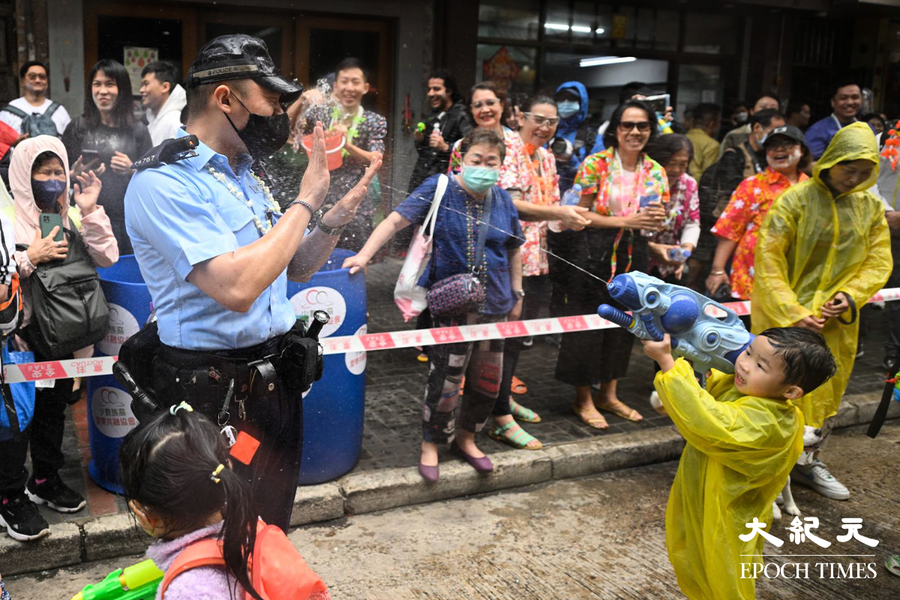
(123, 34, 381, 532)
(344, 128, 524, 482)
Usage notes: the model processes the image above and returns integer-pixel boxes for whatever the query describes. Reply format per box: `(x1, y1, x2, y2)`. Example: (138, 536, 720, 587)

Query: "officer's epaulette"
(133, 135, 200, 171)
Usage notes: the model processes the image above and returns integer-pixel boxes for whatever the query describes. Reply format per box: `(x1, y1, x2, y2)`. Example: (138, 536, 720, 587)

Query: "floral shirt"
(711, 167, 808, 299)
(650, 173, 700, 277)
(576, 148, 670, 278)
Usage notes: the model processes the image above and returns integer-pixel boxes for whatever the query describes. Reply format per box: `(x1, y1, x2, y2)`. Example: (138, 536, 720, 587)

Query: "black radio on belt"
(280, 310, 328, 392)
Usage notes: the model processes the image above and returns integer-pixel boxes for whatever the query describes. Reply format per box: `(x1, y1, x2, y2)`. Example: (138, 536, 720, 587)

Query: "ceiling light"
(571, 25, 592, 33)
(596, 27, 605, 34)
(544, 23, 570, 31)
(579, 56, 637, 67)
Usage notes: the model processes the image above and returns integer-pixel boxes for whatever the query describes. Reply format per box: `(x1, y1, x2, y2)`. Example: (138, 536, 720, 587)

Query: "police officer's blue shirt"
(125, 129, 295, 351)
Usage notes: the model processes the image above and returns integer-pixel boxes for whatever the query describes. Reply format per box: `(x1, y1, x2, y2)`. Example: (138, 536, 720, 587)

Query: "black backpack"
(18, 222, 109, 359)
(0, 102, 62, 138)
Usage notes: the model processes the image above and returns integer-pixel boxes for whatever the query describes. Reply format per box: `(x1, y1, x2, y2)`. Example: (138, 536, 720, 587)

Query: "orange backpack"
(160, 520, 329, 600)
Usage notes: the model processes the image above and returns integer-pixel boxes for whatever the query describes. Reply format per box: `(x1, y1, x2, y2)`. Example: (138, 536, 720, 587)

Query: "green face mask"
(461, 165, 500, 193)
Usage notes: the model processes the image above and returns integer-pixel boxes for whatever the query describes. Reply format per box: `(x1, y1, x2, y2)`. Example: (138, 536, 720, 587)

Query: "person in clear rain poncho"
(751, 122, 892, 500)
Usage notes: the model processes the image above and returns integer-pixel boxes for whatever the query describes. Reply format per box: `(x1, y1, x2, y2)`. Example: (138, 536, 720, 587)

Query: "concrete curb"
(4, 395, 898, 576)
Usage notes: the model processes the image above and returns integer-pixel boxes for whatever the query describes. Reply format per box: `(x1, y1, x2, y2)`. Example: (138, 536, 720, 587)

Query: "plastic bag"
(394, 175, 448, 321)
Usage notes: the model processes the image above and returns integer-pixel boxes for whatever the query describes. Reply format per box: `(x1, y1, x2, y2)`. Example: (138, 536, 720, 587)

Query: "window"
(684, 14, 739, 55)
(677, 64, 723, 120)
(478, 0, 540, 41)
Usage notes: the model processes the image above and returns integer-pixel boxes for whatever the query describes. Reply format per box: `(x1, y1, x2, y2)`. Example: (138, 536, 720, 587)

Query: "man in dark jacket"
(407, 69, 471, 194)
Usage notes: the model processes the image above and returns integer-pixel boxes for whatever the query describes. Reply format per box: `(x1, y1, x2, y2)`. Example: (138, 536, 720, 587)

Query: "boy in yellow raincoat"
(751, 122, 892, 500)
(644, 328, 836, 600)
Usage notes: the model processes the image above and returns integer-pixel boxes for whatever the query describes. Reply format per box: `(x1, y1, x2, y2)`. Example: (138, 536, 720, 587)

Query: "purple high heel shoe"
(418, 461, 439, 482)
(450, 441, 494, 473)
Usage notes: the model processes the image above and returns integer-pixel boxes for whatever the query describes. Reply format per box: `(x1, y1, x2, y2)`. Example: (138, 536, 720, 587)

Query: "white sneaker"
(649, 391, 667, 416)
(791, 460, 850, 500)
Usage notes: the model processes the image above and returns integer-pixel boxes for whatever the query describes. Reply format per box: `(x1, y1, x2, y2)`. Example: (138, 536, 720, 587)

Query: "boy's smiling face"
(734, 336, 804, 401)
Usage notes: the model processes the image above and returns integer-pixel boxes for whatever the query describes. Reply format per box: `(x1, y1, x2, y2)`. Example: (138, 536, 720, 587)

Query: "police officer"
(124, 34, 381, 531)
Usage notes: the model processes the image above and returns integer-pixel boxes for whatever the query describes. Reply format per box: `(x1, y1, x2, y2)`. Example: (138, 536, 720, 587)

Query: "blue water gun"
(597, 272, 753, 381)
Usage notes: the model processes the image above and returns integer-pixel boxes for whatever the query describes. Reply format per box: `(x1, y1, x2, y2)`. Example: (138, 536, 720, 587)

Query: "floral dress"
(710, 167, 808, 299)
(296, 104, 387, 251)
(649, 172, 700, 277)
(576, 147, 670, 279)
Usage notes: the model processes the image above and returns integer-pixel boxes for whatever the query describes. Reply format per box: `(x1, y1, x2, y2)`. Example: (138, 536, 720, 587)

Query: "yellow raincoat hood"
(812, 122, 880, 196)
(751, 122, 891, 427)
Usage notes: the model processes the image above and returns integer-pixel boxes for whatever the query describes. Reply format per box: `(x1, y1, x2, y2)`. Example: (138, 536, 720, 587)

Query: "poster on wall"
(483, 46, 520, 94)
(124, 47, 158, 92)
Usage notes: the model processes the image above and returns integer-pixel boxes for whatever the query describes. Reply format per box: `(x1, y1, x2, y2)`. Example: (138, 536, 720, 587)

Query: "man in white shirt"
(0, 61, 71, 136)
(140, 61, 187, 145)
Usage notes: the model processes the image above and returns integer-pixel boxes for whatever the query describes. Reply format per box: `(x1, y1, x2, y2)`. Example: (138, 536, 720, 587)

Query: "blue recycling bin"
(86, 250, 367, 493)
(286, 248, 367, 485)
(89, 256, 152, 493)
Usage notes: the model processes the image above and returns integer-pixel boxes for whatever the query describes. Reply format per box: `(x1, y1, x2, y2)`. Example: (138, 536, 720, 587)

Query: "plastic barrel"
(287, 248, 367, 484)
(88, 256, 152, 494)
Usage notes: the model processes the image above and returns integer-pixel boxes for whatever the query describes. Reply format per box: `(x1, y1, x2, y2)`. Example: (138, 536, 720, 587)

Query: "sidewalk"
(2, 257, 898, 575)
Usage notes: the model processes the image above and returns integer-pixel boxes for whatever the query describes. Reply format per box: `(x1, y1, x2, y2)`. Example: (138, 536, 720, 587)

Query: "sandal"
(510, 398, 541, 423)
(511, 375, 528, 395)
(573, 405, 608, 430)
(488, 421, 543, 450)
(595, 398, 644, 422)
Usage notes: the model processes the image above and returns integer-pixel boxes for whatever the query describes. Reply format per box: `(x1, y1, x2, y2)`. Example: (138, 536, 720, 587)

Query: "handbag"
(426, 189, 493, 318)
(394, 175, 449, 321)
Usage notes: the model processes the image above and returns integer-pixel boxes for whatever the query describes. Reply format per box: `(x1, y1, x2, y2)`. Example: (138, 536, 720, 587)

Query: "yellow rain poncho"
(655, 358, 804, 600)
(751, 123, 892, 428)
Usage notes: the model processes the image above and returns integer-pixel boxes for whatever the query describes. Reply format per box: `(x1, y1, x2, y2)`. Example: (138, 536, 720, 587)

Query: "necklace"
(206, 166, 279, 237)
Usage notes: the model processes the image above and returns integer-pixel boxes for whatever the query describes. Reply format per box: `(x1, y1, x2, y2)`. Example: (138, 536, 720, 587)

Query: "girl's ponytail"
(217, 465, 263, 600)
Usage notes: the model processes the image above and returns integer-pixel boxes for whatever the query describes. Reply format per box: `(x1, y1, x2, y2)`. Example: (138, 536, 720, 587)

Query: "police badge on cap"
(187, 34, 303, 103)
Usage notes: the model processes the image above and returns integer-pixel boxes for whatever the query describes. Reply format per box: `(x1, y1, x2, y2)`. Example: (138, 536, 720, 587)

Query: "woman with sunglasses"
(488, 94, 591, 450)
(552, 99, 668, 430)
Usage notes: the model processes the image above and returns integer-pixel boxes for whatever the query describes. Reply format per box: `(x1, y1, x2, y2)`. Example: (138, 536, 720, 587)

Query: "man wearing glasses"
(0, 61, 71, 138)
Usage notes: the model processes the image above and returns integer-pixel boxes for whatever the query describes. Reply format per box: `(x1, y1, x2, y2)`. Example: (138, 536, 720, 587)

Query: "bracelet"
(710, 270, 726, 276)
(288, 199, 316, 216)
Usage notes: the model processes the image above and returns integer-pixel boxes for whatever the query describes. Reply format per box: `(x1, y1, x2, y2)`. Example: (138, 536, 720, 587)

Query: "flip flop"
(488, 421, 543, 450)
(596, 398, 644, 422)
(510, 398, 541, 423)
(573, 405, 608, 430)
(511, 375, 528, 395)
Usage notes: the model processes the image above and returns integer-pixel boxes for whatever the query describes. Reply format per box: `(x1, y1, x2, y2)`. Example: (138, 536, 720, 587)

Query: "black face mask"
(223, 90, 291, 160)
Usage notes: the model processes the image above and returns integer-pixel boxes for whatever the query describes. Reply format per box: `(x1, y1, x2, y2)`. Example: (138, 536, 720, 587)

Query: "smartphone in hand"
(40, 212, 64, 243)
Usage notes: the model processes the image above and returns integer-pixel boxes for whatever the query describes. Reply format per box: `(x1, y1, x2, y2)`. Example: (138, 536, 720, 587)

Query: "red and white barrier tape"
(5, 288, 900, 384)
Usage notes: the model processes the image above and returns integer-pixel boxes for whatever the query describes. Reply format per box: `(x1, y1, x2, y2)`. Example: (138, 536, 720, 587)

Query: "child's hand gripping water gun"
(71, 560, 163, 600)
(597, 272, 754, 382)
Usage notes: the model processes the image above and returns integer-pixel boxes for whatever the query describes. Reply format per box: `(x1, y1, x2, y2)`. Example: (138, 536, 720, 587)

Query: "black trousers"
(153, 339, 304, 533)
(550, 228, 649, 387)
(493, 274, 551, 417)
(0, 346, 74, 498)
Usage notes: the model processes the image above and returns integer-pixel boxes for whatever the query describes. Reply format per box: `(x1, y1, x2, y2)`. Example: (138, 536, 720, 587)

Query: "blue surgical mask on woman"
(31, 178, 67, 211)
(461, 165, 499, 194)
(558, 101, 580, 119)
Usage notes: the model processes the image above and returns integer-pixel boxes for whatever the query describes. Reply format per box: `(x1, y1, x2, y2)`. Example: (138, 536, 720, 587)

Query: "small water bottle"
(549, 184, 582, 233)
(639, 192, 661, 237)
(667, 247, 691, 262)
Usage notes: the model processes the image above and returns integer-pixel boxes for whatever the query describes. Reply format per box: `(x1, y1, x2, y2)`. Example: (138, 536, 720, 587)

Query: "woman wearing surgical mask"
(706, 125, 810, 302)
(553, 100, 668, 430)
(488, 95, 590, 451)
(344, 128, 524, 481)
(62, 59, 152, 255)
(0, 136, 117, 542)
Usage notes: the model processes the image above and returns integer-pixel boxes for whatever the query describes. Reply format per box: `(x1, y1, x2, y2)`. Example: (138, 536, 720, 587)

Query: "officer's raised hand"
(74, 169, 102, 216)
(296, 122, 330, 209)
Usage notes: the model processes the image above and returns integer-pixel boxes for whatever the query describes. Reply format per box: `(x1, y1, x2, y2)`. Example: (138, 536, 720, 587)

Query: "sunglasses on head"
(618, 121, 652, 133)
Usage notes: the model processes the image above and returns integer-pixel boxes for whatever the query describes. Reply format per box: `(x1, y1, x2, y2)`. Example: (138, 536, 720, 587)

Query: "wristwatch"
(514, 289, 526, 298)
(315, 211, 346, 236)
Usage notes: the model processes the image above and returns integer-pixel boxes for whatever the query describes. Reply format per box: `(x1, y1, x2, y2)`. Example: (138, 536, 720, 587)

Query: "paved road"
(7, 422, 899, 599)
